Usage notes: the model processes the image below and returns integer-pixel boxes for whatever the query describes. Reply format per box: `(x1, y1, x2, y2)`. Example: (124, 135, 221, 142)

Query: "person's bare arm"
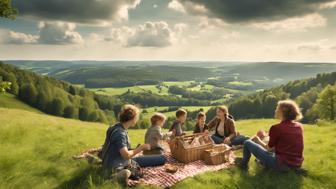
(119, 144, 150, 160)
(252, 136, 274, 152)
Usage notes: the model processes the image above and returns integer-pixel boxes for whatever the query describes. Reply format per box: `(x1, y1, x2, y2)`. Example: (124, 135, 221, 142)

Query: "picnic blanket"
(134, 151, 235, 188)
(74, 148, 235, 188)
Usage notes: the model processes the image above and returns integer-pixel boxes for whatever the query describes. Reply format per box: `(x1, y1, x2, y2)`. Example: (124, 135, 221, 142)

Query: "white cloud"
(6, 31, 38, 44)
(319, 1, 336, 9)
(198, 17, 228, 29)
(104, 21, 185, 47)
(104, 26, 134, 45)
(1, 22, 83, 45)
(174, 23, 188, 33)
(38, 22, 83, 44)
(251, 14, 327, 32)
(128, 22, 174, 47)
(168, 0, 186, 13)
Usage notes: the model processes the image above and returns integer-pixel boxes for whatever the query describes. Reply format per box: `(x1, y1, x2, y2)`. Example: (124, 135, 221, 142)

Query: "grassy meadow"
(89, 81, 211, 97)
(0, 101, 336, 189)
(0, 93, 42, 113)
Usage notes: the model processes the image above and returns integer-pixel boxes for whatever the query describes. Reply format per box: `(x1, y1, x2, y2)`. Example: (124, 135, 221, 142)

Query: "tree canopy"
(0, 0, 18, 19)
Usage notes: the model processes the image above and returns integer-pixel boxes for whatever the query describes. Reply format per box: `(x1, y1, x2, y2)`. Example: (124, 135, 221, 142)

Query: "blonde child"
(143, 113, 169, 155)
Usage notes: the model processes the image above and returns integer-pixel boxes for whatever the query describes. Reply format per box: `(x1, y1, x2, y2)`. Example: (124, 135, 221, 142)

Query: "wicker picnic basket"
(202, 144, 231, 165)
(169, 133, 214, 163)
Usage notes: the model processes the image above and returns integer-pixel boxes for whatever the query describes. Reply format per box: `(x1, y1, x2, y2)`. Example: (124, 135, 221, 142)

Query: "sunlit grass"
(0, 108, 335, 189)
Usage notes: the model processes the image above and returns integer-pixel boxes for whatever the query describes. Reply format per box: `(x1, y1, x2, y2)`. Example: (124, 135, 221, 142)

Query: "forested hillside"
(220, 72, 336, 123)
(0, 62, 122, 123)
(52, 66, 213, 88)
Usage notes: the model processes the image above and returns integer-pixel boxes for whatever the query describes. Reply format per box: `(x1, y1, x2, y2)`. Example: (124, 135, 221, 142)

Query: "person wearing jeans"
(101, 105, 166, 186)
(241, 140, 278, 169)
(212, 134, 250, 146)
(236, 100, 304, 171)
(208, 105, 249, 146)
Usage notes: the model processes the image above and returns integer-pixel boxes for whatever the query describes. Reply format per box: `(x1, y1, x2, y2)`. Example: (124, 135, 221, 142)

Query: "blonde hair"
(275, 100, 303, 121)
(176, 108, 187, 118)
(197, 112, 206, 120)
(118, 104, 140, 123)
(150, 112, 166, 125)
(217, 105, 228, 114)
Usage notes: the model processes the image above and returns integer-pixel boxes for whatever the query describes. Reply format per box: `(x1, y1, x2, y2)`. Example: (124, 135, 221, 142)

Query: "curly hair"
(118, 104, 140, 123)
(275, 100, 303, 121)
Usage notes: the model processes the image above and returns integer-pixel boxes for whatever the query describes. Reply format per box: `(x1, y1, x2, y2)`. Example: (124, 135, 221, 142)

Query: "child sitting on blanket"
(169, 109, 187, 137)
(193, 112, 209, 134)
(143, 113, 171, 155)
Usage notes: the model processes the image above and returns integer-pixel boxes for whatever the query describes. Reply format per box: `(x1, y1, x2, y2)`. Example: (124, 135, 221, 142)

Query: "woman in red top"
(236, 100, 304, 170)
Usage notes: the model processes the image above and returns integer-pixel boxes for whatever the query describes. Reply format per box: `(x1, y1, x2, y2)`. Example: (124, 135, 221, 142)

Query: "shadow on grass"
(55, 166, 111, 189)
(235, 166, 304, 189)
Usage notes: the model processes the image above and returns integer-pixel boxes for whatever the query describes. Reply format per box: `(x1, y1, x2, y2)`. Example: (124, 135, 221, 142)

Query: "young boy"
(143, 113, 169, 155)
(193, 112, 209, 134)
(169, 109, 187, 137)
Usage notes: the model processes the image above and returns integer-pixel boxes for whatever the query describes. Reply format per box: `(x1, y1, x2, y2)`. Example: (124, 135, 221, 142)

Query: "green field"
(90, 85, 168, 96)
(89, 81, 209, 96)
(142, 106, 213, 120)
(228, 81, 253, 87)
(1, 103, 335, 189)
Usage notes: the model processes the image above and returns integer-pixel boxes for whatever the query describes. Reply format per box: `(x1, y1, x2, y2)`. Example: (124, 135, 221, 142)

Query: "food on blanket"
(165, 164, 179, 173)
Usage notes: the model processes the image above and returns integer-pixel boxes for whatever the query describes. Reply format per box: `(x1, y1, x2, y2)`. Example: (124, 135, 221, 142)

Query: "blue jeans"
(242, 140, 277, 168)
(211, 134, 249, 146)
(133, 154, 166, 167)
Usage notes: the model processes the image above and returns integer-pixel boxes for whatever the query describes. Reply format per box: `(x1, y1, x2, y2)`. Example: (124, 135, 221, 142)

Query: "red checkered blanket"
(74, 148, 235, 188)
(132, 151, 235, 188)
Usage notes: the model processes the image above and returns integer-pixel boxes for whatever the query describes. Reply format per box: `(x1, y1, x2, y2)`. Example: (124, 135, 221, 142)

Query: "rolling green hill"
(0, 107, 335, 189)
(222, 62, 336, 82)
(51, 66, 213, 88)
(226, 71, 336, 122)
(0, 93, 42, 113)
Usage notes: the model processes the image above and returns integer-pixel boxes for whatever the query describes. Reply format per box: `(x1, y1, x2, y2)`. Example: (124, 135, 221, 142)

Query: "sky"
(0, 0, 336, 62)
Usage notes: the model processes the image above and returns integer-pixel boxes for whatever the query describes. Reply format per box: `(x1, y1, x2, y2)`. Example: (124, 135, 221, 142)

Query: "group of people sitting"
(100, 100, 304, 185)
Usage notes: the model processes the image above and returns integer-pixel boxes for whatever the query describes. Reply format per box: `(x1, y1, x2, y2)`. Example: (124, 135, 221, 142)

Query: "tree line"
(224, 72, 336, 123)
(0, 62, 123, 123)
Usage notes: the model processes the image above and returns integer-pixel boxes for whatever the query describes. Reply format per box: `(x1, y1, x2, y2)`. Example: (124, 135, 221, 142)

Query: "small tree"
(36, 92, 49, 111)
(88, 111, 99, 122)
(316, 85, 336, 121)
(19, 84, 37, 106)
(0, 80, 11, 93)
(51, 98, 65, 116)
(64, 105, 77, 119)
(79, 107, 90, 121)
